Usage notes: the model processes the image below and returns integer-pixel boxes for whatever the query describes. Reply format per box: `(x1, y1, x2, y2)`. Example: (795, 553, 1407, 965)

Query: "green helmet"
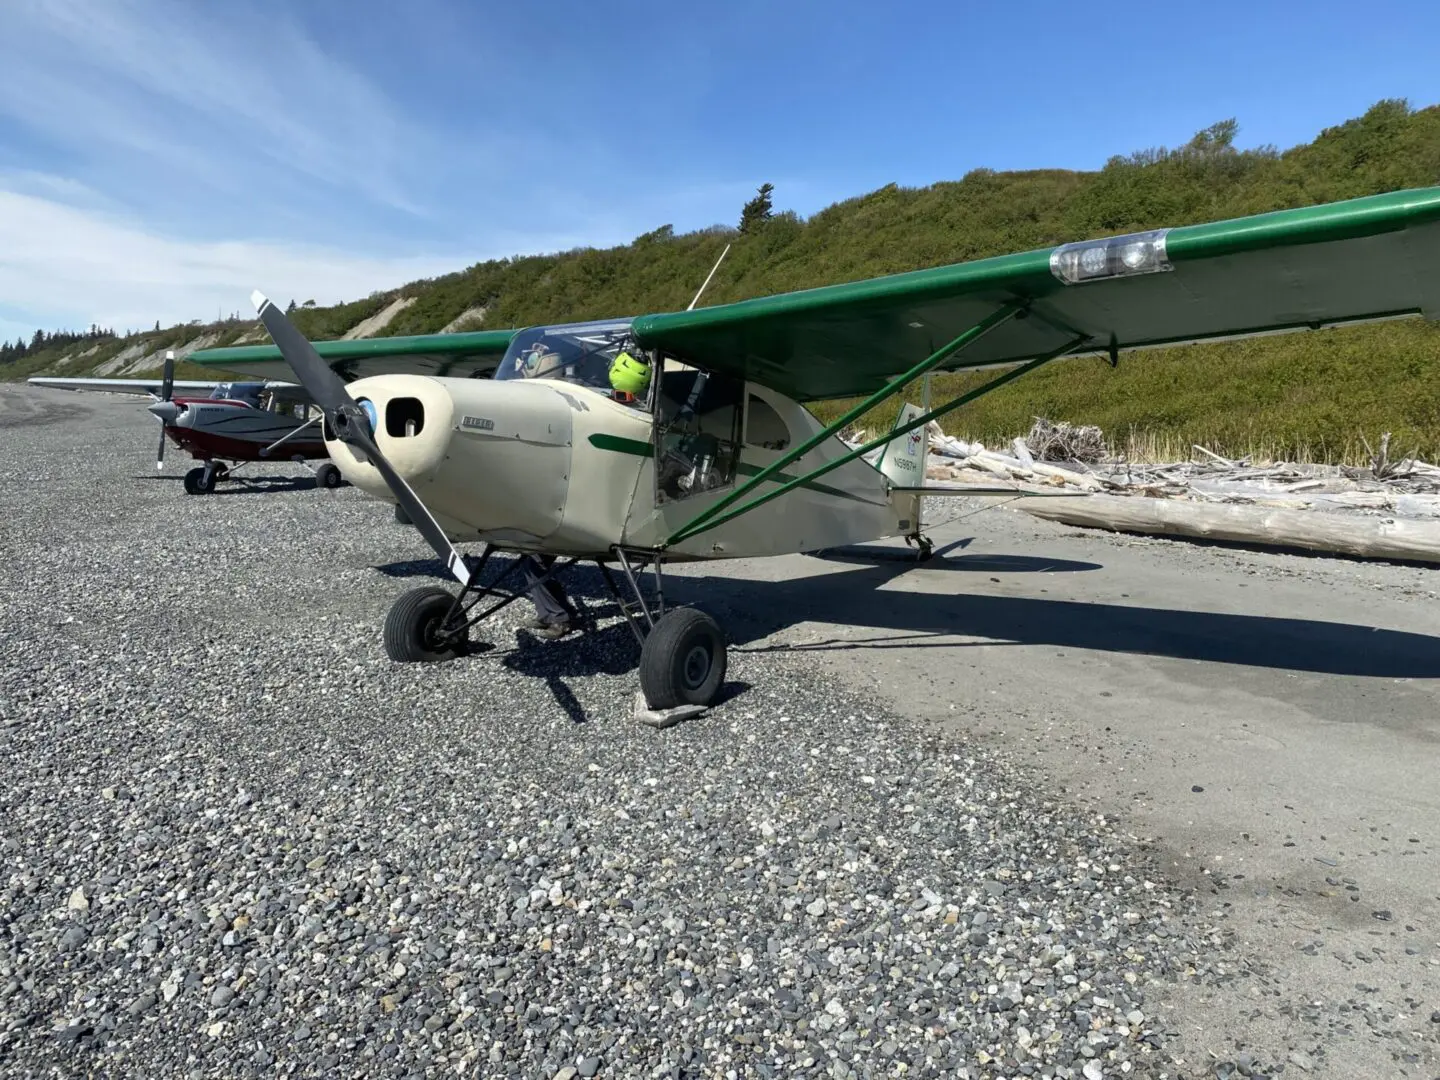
(609, 350, 651, 395)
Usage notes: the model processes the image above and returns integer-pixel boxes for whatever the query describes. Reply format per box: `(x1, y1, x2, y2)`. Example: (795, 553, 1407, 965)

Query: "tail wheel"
(315, 463, 342, 489)
(639, 607, 727, 709)
(183, 466, 215, 495)
(384, 587, 467, 663)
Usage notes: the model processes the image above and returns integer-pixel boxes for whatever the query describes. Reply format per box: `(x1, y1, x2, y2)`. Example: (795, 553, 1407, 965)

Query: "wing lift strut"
(664, 300, 1089, 552)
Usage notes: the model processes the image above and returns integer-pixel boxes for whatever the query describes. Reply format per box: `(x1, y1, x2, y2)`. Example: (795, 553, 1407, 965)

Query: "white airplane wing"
(27, 376, 308, 401)
(26, 376, 224, 397)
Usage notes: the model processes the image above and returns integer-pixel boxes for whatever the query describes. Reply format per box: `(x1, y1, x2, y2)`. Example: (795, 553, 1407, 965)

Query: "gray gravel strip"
(0, 388, 1244, 1078)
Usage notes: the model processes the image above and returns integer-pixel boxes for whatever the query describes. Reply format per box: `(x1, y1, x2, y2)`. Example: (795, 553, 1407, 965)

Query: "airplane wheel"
(315, 463, 342, 489)
(183, 466, 215, 495)
(384, 587, 467, 663)
(639, 607, 727, 710)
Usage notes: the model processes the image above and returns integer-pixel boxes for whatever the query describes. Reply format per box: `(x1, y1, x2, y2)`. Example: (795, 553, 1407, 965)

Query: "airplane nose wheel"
(183, 463, 224, 495)
(638, 607, 727, 710)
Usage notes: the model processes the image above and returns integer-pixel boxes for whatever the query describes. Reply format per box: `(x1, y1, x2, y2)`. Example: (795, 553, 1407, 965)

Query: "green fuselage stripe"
(587, 433, 878, 504)
(588, 433, 653, 457)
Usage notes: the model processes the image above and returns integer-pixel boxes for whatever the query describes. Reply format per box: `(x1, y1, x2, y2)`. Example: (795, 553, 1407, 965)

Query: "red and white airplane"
(28, 351, 337, 494)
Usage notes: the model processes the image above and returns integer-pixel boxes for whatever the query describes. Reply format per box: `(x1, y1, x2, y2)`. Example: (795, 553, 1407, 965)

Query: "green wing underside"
(189, 329, 518, 383)
(632, 186, 1440, 402)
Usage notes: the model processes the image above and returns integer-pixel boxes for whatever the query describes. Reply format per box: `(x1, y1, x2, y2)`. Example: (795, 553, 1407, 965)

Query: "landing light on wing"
(1049, 228, 1171, 285)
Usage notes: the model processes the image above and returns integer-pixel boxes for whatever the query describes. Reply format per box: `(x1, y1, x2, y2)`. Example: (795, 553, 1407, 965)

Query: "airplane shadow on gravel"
(678, 542, 1440, 680)
(810, 538, 1103, 576)
(367, 542, 1440, 691)
(136, 475, 323, 494)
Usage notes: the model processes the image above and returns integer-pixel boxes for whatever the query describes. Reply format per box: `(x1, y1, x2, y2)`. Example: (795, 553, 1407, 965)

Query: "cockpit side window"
(744, 394, 790, 450)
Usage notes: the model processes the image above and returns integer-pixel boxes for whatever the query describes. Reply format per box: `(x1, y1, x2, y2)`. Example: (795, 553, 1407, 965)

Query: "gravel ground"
(0, 386, 1253, 1079)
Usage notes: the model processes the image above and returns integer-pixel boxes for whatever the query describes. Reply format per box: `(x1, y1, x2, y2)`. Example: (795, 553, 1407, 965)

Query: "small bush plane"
(28, 352, 333, 493)
(197, 186, 1440, 713)
(27, 337, 512, 495)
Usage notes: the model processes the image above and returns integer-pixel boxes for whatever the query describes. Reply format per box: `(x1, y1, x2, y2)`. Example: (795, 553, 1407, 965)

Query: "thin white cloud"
(0, 2, 787, 338)
(0, 187, 460, 333)
(0, 182, 619, 335)
(0, 169, 122, 213)
(0, 0, 441, 221)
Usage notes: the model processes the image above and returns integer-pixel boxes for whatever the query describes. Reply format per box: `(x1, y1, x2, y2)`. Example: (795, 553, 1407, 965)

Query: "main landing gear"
(382, 546, 728, 711)
(181, 459, 344, 495)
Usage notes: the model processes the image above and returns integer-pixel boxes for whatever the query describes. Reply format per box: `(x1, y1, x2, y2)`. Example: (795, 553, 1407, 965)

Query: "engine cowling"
(330, 374, 574, 544)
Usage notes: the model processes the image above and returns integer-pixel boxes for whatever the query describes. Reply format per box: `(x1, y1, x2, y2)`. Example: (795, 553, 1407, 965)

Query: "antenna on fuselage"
(687, 244, 731, 312)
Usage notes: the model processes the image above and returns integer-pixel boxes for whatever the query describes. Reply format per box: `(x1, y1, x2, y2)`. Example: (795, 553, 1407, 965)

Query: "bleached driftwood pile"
(851, 419, 1440, 563)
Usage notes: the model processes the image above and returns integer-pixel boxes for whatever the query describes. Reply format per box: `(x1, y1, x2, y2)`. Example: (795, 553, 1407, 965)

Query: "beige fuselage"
(327, 374, 920, 560)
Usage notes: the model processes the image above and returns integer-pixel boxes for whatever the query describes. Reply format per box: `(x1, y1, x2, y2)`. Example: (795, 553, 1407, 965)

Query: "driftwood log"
(1017, 494, 1440, 564)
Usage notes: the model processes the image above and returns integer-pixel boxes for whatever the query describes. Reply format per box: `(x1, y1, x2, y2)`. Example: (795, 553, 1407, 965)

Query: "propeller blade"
(251, 291, 352, 415)
(156, 420, 166, 470)
(250, 291, 474, 586)
(160, 350, 175, 402)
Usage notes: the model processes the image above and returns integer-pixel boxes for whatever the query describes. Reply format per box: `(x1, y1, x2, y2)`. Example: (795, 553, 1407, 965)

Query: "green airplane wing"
(631, 186, 1440, 402)
(189, 329, 519, 383)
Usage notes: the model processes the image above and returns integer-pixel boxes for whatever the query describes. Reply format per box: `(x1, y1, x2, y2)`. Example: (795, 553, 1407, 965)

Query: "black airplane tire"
(315, 463, 342, 489)
(184, 466, 214, 495)
(639, 607, 727, 710)
(384, 587, 467, 663)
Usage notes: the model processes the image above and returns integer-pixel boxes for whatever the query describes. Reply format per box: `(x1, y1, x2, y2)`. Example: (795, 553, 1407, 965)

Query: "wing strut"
(666, 314, 1087, 546)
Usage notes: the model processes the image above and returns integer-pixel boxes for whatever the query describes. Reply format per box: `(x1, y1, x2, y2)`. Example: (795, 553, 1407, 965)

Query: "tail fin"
(876, 403, 930, 487)
(877, 403, 931, 539)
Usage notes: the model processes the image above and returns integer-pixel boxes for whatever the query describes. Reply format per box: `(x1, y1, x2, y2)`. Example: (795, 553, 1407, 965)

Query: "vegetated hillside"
(8, 99, 1440, 461)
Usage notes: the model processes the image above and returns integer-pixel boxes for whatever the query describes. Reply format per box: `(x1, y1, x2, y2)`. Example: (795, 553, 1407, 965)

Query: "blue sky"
(1, 0, 1436, 343)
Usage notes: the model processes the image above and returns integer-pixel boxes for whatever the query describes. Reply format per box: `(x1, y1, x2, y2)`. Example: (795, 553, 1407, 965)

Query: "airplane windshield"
(495, 319, 637, 393)
(209, 382, 264, 406)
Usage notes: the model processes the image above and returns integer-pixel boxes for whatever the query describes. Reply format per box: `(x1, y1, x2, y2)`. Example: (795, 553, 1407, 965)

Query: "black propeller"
(154, 350, 175, 470)
(250, 291, 473, 585)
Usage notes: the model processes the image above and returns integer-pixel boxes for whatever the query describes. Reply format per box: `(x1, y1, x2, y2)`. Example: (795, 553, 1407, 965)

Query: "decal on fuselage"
(461, 416, 496, 432)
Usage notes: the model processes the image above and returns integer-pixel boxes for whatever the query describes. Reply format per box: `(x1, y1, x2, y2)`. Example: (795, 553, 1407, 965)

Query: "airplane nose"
(148, 401, 180, 424)
(336, 374, 575, 543)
